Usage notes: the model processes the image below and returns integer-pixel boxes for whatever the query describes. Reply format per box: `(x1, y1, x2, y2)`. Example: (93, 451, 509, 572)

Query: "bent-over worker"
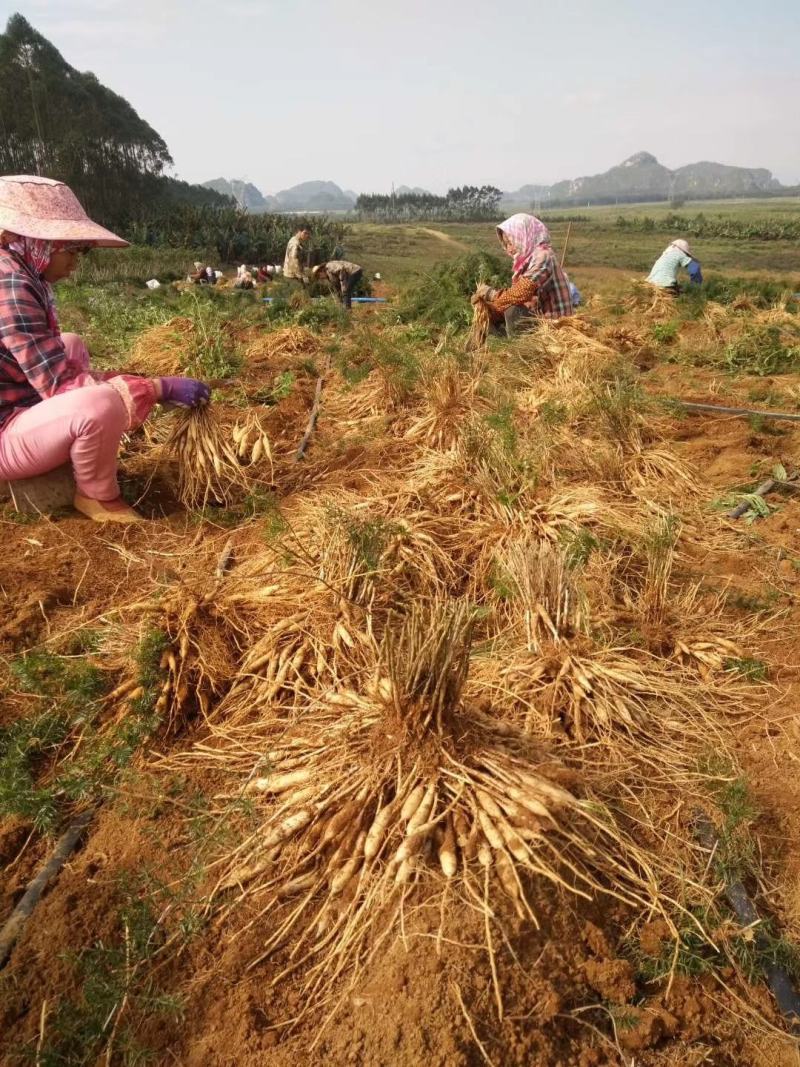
(0, 175, 209, 524)
(283, 224, 312, 286)
(647, 239, 702, 292)
(312, 260, 363, 309)
(473, 214, 573, 336)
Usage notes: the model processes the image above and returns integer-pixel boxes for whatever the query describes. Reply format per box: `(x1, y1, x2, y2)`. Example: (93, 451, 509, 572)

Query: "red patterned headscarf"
(1, 234, 82, 332)
(497, 214, 552, 280)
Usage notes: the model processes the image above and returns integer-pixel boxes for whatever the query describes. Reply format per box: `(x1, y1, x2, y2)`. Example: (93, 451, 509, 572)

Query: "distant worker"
(647, 239, 702, 293)
(283, 224, 312, 286)
(473, 214, 574, 336)
(189, 261, 216, 285)
(0, 175, 209, 523)
(234, 268, 255, 290)
(312, 259, 363, 309)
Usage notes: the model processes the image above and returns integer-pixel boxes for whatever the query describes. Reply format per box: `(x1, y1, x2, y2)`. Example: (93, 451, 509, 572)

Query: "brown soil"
(2, 319, 800, 1066)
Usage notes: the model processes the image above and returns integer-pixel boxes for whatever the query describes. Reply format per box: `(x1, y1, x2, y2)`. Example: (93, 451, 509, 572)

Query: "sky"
(4, 0, 800, 195)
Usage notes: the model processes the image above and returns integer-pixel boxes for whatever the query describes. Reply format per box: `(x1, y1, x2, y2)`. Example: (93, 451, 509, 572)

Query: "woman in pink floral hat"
(0, 175, 210, 523)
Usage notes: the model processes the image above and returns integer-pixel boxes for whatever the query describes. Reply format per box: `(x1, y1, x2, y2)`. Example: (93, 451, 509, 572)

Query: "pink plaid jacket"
(0, 248, 157, 429)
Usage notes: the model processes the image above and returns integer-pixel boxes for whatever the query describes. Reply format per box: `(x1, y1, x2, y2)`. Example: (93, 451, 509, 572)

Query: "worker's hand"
(159, 377, 211, 408)
(472, 283, 494, 303)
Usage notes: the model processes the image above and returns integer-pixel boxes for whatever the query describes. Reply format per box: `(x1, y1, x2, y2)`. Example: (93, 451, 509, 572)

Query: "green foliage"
(355, 326, 422, 397)
(10, 650, 104, 710)
(357, 186, 502, 222)
(248, 369, 296, 407)
(724, 587, 780, 613)
(724, 656, 768, 681)
(326, 508, 400, 573)
(560, 527, 600, 568)
(0, 631, 169, 832)
(0, 709, 72, 831)
(588, 376, 644, 443)
(295, 297, 349, 331)
(185, 294, 242, 379)
(397, 252, 511, 328)
(124, 205, 346, 265)
(722, 324, 800, 376)
(616, 210, 800, 242)
(74, 247, 212, 286)
(28, 877, 184, 1066)
(701, 274, 798, 308)
(747, 414, 786, 437)
(191, 489, 287, 532)
(652, 320, 680, 344)
(537, 400, 569, 427)
(484, 401, 518, 453)
(134, 628, 169, 694)
(57, 284, 178, 367)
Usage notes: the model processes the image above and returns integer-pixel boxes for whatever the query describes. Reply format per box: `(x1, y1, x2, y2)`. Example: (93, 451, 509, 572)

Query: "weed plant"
(397, 252, 511, 328)
(0, 634, 169, 832)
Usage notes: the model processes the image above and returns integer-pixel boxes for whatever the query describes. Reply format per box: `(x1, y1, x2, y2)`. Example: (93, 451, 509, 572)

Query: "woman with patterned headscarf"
(473, 213, 574, 336)
(0, 175, 210, 523)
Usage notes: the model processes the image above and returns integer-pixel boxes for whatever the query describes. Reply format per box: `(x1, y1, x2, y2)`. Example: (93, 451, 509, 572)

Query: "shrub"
(723, 325, 800, 376)
(397, 252, 511, 328)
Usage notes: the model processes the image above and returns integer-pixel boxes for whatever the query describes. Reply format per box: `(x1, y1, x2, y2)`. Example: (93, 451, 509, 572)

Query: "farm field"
(2, 228, 800, 1066)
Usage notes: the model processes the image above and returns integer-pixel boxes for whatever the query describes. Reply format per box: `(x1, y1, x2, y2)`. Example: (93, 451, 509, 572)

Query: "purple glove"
(159, 377, 210, 408)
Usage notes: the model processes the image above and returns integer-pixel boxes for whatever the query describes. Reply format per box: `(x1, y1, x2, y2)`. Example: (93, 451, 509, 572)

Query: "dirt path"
(418, 227, 469, 250)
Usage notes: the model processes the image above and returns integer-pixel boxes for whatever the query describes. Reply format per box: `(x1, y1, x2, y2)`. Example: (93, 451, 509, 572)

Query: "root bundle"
(165, 404, 249, 508)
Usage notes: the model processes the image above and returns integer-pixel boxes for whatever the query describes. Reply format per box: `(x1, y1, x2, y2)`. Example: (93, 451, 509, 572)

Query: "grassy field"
(543, 196, 800, 220)
(3, 221, 800, 1066)
(344, 203, 800, 291)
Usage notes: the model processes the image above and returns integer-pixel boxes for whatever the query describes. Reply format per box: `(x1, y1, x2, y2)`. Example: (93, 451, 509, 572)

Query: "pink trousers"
(0, 334, 128, 500)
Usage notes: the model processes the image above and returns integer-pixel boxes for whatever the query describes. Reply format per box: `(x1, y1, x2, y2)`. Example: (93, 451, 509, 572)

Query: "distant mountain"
(500, 183, 551, 209)
(396, 185, 433, 196)
(672, 160, 781, 197)
(202, 178, 276, 212)
(203, 178, 355, 212)
(513, 152, 783, 208)
(549, 152, 672, 203)
(273, 180, 355, 212)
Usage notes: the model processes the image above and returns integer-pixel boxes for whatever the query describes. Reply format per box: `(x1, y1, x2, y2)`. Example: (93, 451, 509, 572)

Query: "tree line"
(356, 186, 503, 222)
(122, 205, 346, 265)
(0, 15, 229, 228)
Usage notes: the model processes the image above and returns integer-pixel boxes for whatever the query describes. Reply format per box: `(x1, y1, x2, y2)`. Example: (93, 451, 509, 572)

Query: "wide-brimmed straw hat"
(671, 238, 691, 256)
(0, 175, 128, 247)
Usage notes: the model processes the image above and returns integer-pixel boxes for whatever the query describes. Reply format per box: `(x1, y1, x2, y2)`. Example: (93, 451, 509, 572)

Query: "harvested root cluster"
(184, 601, 667, 1014)
(165, 404, 249, 507)
(465, 297, 491, 352)
(106, 573, 243, 730)
(232, 412, 274, 475)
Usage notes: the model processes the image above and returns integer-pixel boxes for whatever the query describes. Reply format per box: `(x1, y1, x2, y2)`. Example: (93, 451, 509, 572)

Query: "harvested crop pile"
(128, 316, 195, 375)
(176, 599, 672, 1024)
(164, 404, 252, 507)
(2, 292, 798, 1066)
(243, 325, 321, 367)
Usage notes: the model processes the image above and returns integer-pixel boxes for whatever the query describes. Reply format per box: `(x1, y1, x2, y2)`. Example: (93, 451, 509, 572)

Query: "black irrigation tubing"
(0, 809, 94, 969)
(667, 400, 800, 424)
(295, 353, 333, 462)
(726, 479, 777, 520)
(694, 815, 800, 1032)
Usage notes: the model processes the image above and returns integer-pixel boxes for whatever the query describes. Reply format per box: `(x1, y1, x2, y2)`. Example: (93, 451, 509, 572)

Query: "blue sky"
(5, 0, 799, 194)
